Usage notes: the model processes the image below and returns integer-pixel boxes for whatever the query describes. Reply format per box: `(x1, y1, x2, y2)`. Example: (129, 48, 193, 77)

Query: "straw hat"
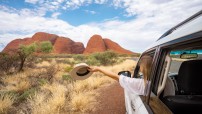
(70, 63, 93, 80)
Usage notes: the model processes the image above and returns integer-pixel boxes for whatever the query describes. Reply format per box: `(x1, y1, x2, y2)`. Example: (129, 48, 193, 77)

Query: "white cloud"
(25, 0, 40, 4)
(94, 0, 108, 4)
(0, 0, 202, 52)
(51, 12, 61, 18)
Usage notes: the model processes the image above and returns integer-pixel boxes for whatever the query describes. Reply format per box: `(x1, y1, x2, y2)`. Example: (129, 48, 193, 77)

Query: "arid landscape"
(0, 32, 138, 114)
(1, 1, 201, 114)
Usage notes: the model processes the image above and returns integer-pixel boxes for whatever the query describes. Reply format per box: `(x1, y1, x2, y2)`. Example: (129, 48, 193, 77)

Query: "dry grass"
(72, 76, 114, 93)
(68, 70, 115, 112)
(36, 61, 51, 67)
(13, 79, 30, 93)
(69, 91, 98, 112)
(68, 59, 136, 113)
(2, 73, 30, 92)
(0, 93, 16, 113)
(2, 73, 27, 83)
(0, 58, 136, 113)
(29, 82, 68, 114)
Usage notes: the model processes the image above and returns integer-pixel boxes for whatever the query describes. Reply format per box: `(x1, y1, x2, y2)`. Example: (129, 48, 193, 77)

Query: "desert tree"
(18, 41, 53, 71)
(18, 43, 37, 71)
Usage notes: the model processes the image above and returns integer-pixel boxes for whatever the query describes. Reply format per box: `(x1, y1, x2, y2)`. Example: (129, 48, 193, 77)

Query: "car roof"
(144, 10, 202, 52)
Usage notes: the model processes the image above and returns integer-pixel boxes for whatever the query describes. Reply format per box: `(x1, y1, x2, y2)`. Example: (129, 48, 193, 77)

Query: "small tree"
(39, 41, 53, 53)
(0, 52, 19, 75)
(18, 43, 37, 71)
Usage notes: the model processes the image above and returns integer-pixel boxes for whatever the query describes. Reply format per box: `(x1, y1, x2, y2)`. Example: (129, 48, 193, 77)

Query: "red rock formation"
(2, 32, 135, 54)
(84, 35, 107, 54)
(84, 35, 135, 54)
(53, 37, 84, 54)
(2, 38, 32, 52)
(2, 32, 85, 54)
(71, 42, 85, 54)
(32, 32, 58, 44)
(103, 39, 134, 54)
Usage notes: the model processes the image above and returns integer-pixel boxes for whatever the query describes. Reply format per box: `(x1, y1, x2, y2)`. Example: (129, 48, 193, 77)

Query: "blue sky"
(0, 0, 202, 52)
(0, 0, 134, 26)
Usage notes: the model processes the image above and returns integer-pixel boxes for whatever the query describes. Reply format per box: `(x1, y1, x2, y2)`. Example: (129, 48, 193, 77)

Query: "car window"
(133, 52, 154, 80)
(169, 49, 202, 74)
(158, 49, 202, 113)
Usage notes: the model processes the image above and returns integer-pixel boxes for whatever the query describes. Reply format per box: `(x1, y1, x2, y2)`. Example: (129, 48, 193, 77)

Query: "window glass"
(134, 52, 154, 81)
(157, 49, 202, 114)
(169, 49, 202, 74)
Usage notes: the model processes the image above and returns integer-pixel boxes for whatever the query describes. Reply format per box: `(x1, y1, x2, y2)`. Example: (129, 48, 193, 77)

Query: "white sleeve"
(119, 75, 145, 95)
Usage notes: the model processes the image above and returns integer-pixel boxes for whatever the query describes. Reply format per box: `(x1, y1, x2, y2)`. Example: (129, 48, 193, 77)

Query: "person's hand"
(87, 66, 101, 72)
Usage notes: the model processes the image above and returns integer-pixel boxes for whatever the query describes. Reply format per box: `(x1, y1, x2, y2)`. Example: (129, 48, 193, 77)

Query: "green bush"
(86, 56, 100, 66)
(39, 41, 53, 53)
(62, 74, 72, 81)
(89, 51, 118, 66)
(64, 66, 73, 72)
(65, 59, 76, 66)
(73, 54, 86, 62)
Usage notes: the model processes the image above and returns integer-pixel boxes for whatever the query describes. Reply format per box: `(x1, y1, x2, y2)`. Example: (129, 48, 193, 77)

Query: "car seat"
(162, 60, 202, 113)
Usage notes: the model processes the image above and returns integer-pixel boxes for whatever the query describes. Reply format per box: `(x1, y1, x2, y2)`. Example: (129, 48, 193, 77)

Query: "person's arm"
(88, 66, 119, 81)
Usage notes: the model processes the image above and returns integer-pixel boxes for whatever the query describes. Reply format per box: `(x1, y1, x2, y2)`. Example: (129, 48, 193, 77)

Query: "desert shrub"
(39, 41, 53, 53)
(65, 59, 75, 66)
(73, 54, 86, 62)
(26, 55, 37, 68)
(88, 51, 118, 66)
(86, 56, 100, 66)
(70, 92, 97, 112)
(118, 53, 130, 57)
(0, 52, 19, 75)
(64, 66, 73, 72)
(45, 65, 58, 82)
(38, 54, 73, 58)
(62, 74, 73, 83)
(29, 83, 67, 114)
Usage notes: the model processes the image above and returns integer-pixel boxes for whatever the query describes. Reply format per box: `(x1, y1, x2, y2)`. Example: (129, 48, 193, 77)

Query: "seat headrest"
(177, 60, 202, 95)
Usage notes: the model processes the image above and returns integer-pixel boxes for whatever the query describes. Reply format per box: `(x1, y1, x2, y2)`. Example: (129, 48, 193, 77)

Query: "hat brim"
(70, 63, 93, 80)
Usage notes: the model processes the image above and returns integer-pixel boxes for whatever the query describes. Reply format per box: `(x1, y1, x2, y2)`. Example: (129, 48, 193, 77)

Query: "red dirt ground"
(91, 82, 126, 114)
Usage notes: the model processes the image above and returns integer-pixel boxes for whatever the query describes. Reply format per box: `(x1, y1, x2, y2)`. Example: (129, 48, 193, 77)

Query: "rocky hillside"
(2, 32, 85, 54)
(84, 35, 134, 54)
(2, 32, 135, 54)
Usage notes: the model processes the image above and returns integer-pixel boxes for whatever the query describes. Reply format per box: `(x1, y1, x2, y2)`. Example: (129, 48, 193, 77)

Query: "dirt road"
(91, 82, 126, 114)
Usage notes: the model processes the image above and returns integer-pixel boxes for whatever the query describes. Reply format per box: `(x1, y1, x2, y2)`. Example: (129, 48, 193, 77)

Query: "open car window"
(158, 48, 202, 114)
(169, 49, 202, 74)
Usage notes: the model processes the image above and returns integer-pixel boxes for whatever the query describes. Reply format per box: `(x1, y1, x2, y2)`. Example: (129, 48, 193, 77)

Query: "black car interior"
(161, 60, 202, 113)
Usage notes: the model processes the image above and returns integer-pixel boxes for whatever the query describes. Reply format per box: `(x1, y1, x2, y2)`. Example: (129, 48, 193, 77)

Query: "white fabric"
(119, 75, 145, 95)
